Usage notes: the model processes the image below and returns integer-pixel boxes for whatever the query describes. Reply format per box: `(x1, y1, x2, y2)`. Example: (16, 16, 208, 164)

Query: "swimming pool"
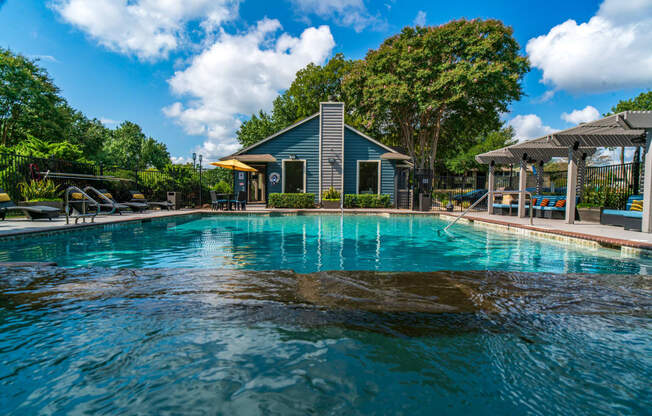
(1, 213, 650, 274)
(1, 214, 650, 414)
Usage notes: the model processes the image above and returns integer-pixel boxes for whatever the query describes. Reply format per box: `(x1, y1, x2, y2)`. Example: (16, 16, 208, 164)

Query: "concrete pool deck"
(1, 207, 651, 256)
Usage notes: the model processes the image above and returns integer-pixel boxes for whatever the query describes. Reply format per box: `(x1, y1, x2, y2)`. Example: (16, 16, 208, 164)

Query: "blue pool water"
(1, 213, 651, 274)
(1, 214, 651, 414)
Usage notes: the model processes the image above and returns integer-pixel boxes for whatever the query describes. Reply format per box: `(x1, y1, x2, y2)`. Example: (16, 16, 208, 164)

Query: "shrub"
(211, 180, 232, 194)
(344, 194, 391, 208)
(323, 186, 340, 200)
(268, 193, 315, 208)
(582, 186, 630, 209)
(18, 179, 61, 201)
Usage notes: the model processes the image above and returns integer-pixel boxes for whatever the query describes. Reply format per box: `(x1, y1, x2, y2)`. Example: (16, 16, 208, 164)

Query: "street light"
(198, 154, 203, 207)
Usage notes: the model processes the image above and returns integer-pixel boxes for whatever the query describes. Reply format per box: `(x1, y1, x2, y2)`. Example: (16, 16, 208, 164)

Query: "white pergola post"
(642, 130, 652, 232)
(487, 162, 495, 214)
(518, 159, 527, 218)
(566, 146, 578, 224)
(536, 161, 543, 195)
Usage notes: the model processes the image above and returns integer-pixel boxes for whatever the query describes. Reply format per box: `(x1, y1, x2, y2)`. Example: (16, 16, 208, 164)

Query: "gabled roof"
(226, 112, 410, 160)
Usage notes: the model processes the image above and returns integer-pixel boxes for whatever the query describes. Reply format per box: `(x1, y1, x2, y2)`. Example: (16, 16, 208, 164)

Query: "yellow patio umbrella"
(210, 159, 258, 172)
(210, 159, 257, 195)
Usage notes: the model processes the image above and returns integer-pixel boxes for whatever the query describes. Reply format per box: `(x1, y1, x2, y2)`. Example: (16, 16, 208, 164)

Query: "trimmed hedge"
(268, 193, 316, 208)
(344, 194, 391, 208)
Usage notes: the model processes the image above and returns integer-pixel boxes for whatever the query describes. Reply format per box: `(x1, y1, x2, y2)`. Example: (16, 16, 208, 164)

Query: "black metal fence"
(0, 151, 209, 207)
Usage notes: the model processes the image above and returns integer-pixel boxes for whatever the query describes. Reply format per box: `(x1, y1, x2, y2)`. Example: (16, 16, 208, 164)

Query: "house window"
(357, 161, 380, 194)
(283, 160, 306, 193)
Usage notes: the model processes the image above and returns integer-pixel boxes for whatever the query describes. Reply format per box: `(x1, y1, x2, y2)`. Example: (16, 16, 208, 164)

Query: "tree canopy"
(342, 20, 529, 172)
(0, 47, 170, 168)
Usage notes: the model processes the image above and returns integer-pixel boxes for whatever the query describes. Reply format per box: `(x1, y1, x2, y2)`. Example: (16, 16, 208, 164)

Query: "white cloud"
(561, 105, 601, 124)
(413, 10, 426, 26)
(29, 54, 58, 63)
(100, 117, 118, 126)
(526, 0, 652, 93)
(507, 114, 558, 142)
(164, 19, 335, 160)
(51, 0, 239, 60)
(288, 0, 380, 32)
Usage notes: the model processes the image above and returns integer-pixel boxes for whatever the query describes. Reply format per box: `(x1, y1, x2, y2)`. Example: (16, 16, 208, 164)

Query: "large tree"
(342, 20, 529, 172)
(104, 121, 170, 170)
(0, 48, 63, 146)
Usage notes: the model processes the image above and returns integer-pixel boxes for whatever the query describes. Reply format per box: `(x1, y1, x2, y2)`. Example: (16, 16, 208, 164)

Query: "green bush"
(268, 193, 316, 208)
(582, 186, 630, 209)
(211, 180, 232, 194)
(323, 186, 340, 200)
(344, 194, 391, 208)
(19, 179, 61, 201)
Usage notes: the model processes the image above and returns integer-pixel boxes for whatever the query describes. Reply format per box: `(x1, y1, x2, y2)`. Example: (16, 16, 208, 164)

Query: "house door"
(396, 167, 410, 209)
(247, 165, 266, 202)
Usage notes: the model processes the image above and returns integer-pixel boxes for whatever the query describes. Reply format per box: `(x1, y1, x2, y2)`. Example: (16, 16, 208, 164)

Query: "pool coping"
(2, 208, 651, 258)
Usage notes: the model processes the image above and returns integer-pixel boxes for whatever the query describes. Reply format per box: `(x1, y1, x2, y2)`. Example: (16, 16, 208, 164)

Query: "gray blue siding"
(343, 128, 396, 202)
(239, 116, 320, 199)
(320, 103, 344, 195)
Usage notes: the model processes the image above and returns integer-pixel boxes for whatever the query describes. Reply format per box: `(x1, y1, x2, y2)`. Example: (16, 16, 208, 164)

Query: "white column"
(566, 147, 578, 224)
(536, 161, 543, 195)
(642, 130, 652, 232)
(518, 159, 527, 218)
(487, 163, 495, 214)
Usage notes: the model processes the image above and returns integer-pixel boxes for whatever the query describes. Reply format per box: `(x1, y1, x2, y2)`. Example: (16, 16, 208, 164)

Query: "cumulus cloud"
(51, 0, 239, 60)
(561, 106, 601, 124)
(413, 10, 426, 26)
(288, 0, 381, 32)
(100, 117, 119, 126)
(526, 0, 652, 93)
(507, 114, 558, 142)
(164, 19, 335, 160)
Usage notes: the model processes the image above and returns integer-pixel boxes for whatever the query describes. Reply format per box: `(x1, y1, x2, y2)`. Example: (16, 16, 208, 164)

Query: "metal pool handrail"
(442, 190, 534, 234)
(65, 186, 99, 225)
(83, 186, 118, 215)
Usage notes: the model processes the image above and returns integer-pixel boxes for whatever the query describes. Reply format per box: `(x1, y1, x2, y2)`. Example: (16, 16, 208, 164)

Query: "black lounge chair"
(129, 191, 173, 211)
(0, 188, 60, 221)
(95, 189, 135, 214)
(66, 188, 99, 216)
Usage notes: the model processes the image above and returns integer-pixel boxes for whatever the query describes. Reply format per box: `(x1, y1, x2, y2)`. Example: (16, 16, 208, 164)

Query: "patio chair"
(210, 191, 228, 210)
(129, 191, 173, 211)
(0, 188, 60, 221)
(229, 191, 247, 211)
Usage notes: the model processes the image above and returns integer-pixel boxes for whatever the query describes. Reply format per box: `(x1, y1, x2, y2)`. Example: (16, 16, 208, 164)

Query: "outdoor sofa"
(0, 188, 60, 221)
(600, 195, 643, 231)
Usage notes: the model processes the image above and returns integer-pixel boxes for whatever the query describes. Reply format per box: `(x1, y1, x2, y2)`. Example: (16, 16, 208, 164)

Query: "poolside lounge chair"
(0, 188, 60, 221)
(600, 195, 643, 231)
(96, 189, 137, 214)
(129, 191, 173, 211)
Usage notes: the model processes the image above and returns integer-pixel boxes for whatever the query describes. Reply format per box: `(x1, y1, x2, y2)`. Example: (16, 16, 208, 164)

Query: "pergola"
(476, 111, 652, 231)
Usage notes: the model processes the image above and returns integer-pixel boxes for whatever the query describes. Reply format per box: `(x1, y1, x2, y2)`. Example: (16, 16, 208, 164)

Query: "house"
(223, 101, 412, 207)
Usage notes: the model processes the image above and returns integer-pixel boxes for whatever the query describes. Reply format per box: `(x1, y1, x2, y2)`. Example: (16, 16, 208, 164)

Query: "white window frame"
(282, 159, 307, 193)
(356, 160, 381, 195)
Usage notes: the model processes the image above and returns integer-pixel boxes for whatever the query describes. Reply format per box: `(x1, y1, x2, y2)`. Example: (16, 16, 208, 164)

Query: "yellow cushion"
(0, 193, 11, 202)
(630, 200, 643, 211)
(132, 193, 145, 200)
(71, 192, 84, 200)
(103, 193, 113, 200)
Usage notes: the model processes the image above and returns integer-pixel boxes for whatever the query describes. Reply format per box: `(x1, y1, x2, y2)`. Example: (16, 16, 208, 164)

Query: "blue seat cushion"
(623, 211, 642, 218)
(542, 206, 565, 211)
(493, 204, 510, 208)
(602, 209, 627, 216)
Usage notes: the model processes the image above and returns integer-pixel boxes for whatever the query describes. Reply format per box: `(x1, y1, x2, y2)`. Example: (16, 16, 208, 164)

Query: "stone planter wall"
(321, 200, 340, 209)
(578, 207, 601, 223)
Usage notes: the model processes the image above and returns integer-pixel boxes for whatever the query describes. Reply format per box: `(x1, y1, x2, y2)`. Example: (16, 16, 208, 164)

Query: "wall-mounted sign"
(238, 172, 244, 180)
(269, 172, 280, 185)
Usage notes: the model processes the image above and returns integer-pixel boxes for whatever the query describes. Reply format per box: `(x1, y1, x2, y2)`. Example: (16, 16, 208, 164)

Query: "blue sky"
(1, 0, 650, 163)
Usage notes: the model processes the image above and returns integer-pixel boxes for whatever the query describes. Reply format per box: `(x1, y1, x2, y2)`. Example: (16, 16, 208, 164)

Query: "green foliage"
(236, 111, 278, 149)
(12, 134, 87, 162)
(268, 193, 316, 208)
(445, 128, 516, 173)
(343, 20, 529, 171)
(211, 180, 232, 194)
(18, 179, 61, 201)
(104, 121, 170, 170)
(582, 187, 630, 209)
(610, 91, 652, 113)
(323, 186, 341, 200)
(344, 194, 391, 208)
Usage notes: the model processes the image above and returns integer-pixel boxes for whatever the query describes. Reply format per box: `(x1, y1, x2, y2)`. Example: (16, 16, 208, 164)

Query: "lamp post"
(198, 154, 203, 207)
